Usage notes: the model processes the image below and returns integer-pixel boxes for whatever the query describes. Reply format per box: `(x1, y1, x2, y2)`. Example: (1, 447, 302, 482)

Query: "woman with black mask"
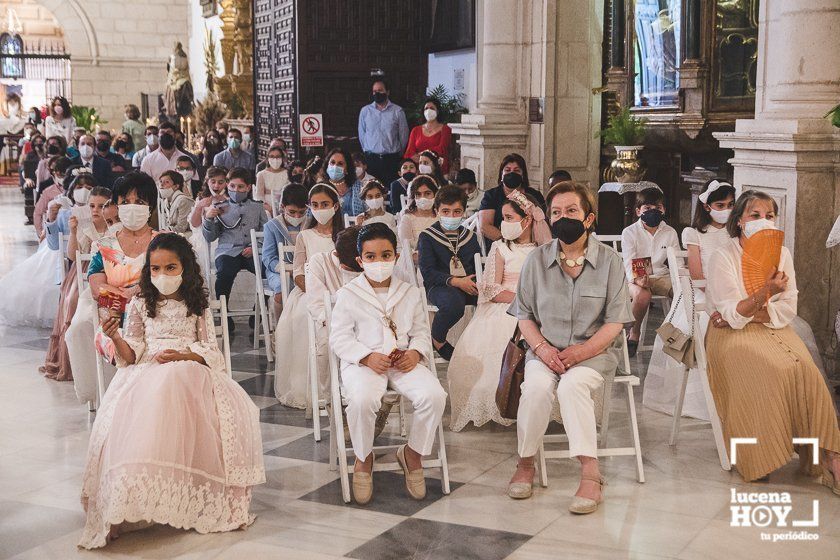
(506, 180, 631, 514)
(478, 153, 546, 241)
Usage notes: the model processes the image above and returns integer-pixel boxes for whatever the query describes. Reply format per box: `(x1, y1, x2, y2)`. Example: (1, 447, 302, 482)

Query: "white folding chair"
(473, 253, 488, 285)
(325, 293, 451, 504)
(75, 251, 97, 411)
(57, 233, 69, 281)
(156, 196, 171, 232)
(462, 213, 486, 257)
(307, 311, 329, 441)
(537, 333, 645, 486)
(400, 194, 408, 211)
(209, 296, 233, 376)
(667, 271, 731, 471)
(344, 214, 358, 228)
(594, 234, 670, 353)
(249, 230, 274, 362)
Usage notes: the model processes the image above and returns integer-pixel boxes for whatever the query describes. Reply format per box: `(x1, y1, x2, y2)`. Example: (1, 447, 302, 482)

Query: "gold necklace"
(559, 251, 585, 267)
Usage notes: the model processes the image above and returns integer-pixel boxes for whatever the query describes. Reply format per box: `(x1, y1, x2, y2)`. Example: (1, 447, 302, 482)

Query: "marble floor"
(1, 185, 839, 559)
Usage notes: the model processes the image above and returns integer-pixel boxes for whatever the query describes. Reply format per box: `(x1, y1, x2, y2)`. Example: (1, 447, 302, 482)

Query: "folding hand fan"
(741, 229, 784, 296)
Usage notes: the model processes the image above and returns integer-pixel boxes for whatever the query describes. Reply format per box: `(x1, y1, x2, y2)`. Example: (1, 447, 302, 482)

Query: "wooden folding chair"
(325, 293, 451, 504)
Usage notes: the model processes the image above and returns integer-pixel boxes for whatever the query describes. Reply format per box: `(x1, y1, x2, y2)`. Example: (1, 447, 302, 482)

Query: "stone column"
(714, 0, 840, 367)
(451, 0, 604, 191)
(449, 0, 529, 190)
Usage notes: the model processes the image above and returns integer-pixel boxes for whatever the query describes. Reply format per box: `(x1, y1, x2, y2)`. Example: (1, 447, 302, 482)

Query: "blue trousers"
(215, 254, 256, 302)
(427, 286, 477, 343)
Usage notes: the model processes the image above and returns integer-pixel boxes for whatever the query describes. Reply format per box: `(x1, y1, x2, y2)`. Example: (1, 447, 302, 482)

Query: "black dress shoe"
(626, 338, 638, 357)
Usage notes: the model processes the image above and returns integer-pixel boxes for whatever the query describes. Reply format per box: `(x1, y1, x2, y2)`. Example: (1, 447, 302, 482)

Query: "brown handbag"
(496, 326, 528, 420)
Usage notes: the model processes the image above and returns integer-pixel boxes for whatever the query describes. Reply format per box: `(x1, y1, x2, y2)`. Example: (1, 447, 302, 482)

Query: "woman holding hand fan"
(706, 190, 840, 492)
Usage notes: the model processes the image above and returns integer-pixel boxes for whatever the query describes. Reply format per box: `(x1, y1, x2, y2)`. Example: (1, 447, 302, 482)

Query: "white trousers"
(342, 363, 447, 460)
(517, 360, 603, 459)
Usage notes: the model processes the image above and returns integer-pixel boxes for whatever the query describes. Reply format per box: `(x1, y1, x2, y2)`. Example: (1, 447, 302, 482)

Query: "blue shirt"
(202, 198, 268, 258)
(358, 101, 409, 155)
(339, 180, 365, 217)
(213, 148, 256, 171)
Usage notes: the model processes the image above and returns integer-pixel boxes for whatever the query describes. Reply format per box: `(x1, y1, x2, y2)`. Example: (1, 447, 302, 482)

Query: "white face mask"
(742, 218, 776, 238)
(423, 109, 438, 122)
(500, 219, 524, 241)
(178, 169, 194, 182)
(355, 166, 365, 178)
(79, 144, 94, 159)
(312, 207, 336, 225)
(73, 187, 91, 205)
(242, 134, 251, 143)
(362, 260, 395, 283)
(159, 187, 174, 200)
(151, 273, 182, 296)
(118, 204, 150, 231)
(418, 163, 432, 175)
(146, 134, 159, 147)
(268, 158, 283, 170)
(53, 105, 64, 116)
(415, 197, 434, 211)
(709, 208, 731, 224)
(284, 213, 305, 227)
(365, 197, 384, 211)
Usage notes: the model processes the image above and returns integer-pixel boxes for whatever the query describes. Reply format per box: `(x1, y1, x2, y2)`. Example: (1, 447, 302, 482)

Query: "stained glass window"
(0, 33, 24, 79)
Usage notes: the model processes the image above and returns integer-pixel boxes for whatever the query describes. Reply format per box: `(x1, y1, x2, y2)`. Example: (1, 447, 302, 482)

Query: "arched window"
(0, 32, 24, 79)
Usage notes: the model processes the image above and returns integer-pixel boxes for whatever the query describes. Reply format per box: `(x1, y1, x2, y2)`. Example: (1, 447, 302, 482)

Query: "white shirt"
(681, 225, 730, 277)
(139, 148, 188, 182)
(706, 237, 797, 330)
(255, 168, 289, 202)
(620, 219, 680, 281)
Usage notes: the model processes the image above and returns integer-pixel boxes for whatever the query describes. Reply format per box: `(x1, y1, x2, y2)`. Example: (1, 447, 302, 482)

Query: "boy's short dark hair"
(176, 155, 195, 169)
(548, 169, 572, 184)
(335, 226, 362, 272)
(281, 183, 307, 208)
(53, 156, 74, 175)
(351, 152, 366, 166)
(227, 167, 252, 184)
(635, 187, 665, 209)
(356, 222, 397, 255)
(434, 184, 467, 211)
(455, 168, 476, 185)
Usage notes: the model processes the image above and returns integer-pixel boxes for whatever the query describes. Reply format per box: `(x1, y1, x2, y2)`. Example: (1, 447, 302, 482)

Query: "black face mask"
(115, 140, 127, 150)
(373, 92, 388, 104)
(159, 134, 176, 150)
(402, 172, 416, 183)
(551, 217, 586, 245)
(47, 144, 60, 155)
(640, 208, 664, 228)
(502, 171, 523, 189)
(290, 173, 304, 184)
(96, 140, 110, 153)
(33, 143, 44, 152)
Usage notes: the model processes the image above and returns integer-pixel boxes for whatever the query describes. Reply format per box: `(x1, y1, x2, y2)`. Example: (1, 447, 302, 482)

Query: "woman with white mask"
(274, 183, 345, 407)
(65, 172, 158, 407)
(44, 96, 76, 144)
(255, 145, 289, 212)
(158, 170, 194, 234)
(394, 175, 439, 287)
(403, 98, 453, 174)
(705, 190, 840, 489)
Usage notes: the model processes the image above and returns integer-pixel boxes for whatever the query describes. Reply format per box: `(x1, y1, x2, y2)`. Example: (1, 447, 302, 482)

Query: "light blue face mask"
(326, 164, 345, 181)
(228, 189, 248, 203)
(439, 216, 463, 231)
(228, 138, 241, 150)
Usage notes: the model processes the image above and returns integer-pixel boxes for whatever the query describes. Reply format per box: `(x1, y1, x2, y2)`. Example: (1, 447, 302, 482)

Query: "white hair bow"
(698, 180, 732, 204)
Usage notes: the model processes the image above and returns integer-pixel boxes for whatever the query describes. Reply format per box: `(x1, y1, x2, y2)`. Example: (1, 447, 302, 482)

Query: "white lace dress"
(395, 212, 437, 287)
(447, 241, 535, 431)
(274, 229, 335, 407)
(78, 298, 265, 549)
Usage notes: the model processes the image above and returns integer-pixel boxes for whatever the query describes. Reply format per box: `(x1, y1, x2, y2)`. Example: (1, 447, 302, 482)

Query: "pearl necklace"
(559, 251, 585, 267)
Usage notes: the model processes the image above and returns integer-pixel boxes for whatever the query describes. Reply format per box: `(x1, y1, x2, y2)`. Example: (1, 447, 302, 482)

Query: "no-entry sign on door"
(299, 114, 323, 147)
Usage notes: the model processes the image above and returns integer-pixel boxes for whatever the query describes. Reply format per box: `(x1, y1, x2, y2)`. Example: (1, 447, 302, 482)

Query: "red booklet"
(631, 257, 653, 279)
(97, 288, 128, 328)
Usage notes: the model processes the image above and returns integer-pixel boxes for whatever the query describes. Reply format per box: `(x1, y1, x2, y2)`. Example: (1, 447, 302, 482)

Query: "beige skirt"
(706, 323, 840, 482)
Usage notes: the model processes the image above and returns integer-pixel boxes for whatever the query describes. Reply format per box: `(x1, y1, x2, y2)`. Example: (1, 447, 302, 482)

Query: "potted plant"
(598, 106, 648, 183)
(825, 103, 840, 128)
(71, 105, 108, 133)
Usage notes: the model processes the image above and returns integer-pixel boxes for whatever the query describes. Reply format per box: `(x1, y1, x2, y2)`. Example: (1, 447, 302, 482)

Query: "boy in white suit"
(330, 223, 447, 505)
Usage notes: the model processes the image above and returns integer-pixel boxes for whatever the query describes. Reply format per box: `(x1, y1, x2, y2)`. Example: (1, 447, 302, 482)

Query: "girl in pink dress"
(79, 233, 264, 549)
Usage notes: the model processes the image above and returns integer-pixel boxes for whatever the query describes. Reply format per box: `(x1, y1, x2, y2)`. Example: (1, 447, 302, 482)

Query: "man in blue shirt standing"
(358, 78, 408, 186)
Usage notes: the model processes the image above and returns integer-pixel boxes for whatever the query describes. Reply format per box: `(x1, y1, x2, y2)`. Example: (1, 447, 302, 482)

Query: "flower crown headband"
(506, 189, 546, 222)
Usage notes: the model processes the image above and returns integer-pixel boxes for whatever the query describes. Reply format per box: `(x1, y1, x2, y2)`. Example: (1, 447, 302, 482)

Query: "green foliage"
(71, 105, 107, 132)
(203, 27, 219, 94)
(598, 106, 647, 146)
(193, 93, 229, 135)
(406, 84, 468, 125)
(825, 103, 840, 128)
